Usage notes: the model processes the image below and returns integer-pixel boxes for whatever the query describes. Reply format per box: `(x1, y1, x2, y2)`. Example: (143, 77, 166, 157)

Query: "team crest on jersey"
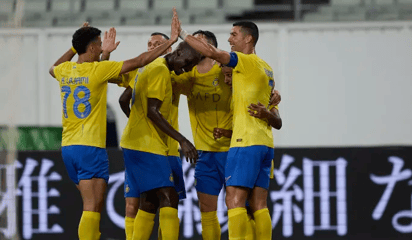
(125, 185, 130, 193)
(169, 173, 174, 183)
(264, 68, 273, 79)
(212, 78, 219, 87)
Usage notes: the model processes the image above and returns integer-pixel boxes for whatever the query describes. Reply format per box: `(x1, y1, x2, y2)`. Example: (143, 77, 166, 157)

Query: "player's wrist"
(179, 29, 189, 41)
(71, 46, 77, 54)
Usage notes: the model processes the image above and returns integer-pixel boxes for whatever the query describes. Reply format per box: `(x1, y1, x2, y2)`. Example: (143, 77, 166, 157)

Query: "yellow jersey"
(53, 61, 123, 148)
(120, 58, 173, 156)
(175, 64, 233, 152)
(231, 52, 274, 148)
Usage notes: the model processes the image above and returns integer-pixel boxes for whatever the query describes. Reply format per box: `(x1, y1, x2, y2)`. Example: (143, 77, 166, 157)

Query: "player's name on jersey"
(190, 92, 221, 102)
(61, 77, 89, 85)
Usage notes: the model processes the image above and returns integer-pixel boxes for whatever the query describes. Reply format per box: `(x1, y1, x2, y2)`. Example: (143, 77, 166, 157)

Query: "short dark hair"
(192, 30, 218, 48)
(179, 41, 202, 60)
(233, 21, 259, 46)
(72, 27, 101, 55)
(151, 32, 170, 40)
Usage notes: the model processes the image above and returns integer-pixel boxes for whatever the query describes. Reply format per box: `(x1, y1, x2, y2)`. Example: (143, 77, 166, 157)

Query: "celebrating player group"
(49, 7, 282, 240)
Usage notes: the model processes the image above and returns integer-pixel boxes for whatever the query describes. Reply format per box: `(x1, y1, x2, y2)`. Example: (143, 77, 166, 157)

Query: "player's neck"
(77, 53, 99, 64)
(239, 45, 255, 55)
(196, 58, 214, 74)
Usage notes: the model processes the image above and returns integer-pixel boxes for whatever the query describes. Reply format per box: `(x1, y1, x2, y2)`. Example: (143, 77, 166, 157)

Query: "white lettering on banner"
(106, 171, 126, 229)
(0, 158, 63, 239)
(371, 156, 412, 233)
(0, 161, 20, 238)
(271, 155, 348, 237)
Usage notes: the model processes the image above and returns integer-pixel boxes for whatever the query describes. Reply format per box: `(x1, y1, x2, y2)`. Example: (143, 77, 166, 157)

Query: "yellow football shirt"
(177, 64, 233, 152)
(53, 61, 124, 148)
(231, 52, 274, 148)
(120, 58, 173, 156)
(168, 72, 194, 157)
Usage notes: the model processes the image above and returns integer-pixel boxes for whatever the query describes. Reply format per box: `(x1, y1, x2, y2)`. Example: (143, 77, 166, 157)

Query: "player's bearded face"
(228, 26, 246, 52)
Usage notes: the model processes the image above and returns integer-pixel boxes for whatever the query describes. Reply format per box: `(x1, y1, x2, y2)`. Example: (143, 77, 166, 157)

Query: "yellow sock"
(125, 216, 135, 240)
(253, 208, 272, 240)
(228, 207, 247, 240)
(158, 225, 162, 240)
(200, 211, 221, 240)
(245, 215, 256, 240)
(132, 210, 155, 240)
(78, 211, 101, 240)
(159, 207, 179, 240)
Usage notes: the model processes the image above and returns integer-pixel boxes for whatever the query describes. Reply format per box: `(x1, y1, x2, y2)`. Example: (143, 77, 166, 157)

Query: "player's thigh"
(78, 178, 107, 212)
(156, 187, 179, 209)
(197, 191, 219, 212)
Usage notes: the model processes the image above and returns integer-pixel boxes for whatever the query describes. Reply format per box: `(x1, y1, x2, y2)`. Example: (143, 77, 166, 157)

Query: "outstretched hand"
(171, 7, 181, 43)
(102, 27, 120, 53)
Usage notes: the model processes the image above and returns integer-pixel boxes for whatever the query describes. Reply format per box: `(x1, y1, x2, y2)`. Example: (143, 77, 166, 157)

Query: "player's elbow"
(147, 107, 158, 122)
(273, 118, 282, 130)
(48, 67, 55, 78)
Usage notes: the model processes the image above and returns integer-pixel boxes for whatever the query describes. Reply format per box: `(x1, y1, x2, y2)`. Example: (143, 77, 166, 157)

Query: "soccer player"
(177, 9, 277, 239)
(119, 41, 202, 240)
(117, 32, 179, 240)
(170, 30, 232, 240)
(216, 65, 282, 240)
(48, 13, 180, 240)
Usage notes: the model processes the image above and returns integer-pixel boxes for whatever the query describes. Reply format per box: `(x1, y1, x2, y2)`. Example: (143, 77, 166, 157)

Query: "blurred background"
(1, 0, 412, 239)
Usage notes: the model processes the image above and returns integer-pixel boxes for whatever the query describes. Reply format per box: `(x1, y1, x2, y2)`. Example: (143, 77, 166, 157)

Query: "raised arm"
(48, 48, 76, 78)
(147, 98, 198, 163)
(119, 9, 180, 75)
(49, 22, 92, 78)
(100, 27, 121, 61)
(175, 9, 231, 65)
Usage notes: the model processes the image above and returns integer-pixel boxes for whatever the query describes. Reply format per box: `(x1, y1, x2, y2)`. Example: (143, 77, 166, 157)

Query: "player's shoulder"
(148, 57, 168, 70)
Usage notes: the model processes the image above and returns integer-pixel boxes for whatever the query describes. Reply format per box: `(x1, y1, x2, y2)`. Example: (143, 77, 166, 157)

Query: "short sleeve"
(147, 65, 170, 101)
(95, 61, 124, 82)
(53, 63, 65, 82)
(233, 52, 255, 73)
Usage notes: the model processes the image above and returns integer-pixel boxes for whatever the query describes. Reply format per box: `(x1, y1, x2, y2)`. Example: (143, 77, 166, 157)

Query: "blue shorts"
(225, 146, 274, 189)
(123, 149, 174, 198)
(194, 151, 228, 196)
(61, 145, 109, 185)
(168, 156, 186, 200)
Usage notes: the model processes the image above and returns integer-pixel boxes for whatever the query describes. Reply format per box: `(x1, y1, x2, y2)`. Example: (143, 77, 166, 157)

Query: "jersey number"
(62, 86, 91, 119)
(131, 74, 139, 106)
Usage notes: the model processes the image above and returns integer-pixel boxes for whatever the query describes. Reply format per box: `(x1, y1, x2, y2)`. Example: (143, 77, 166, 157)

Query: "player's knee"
(225, 193, 246, 209)
(249, 199, 267, 213)
(125, 203, 139, 217)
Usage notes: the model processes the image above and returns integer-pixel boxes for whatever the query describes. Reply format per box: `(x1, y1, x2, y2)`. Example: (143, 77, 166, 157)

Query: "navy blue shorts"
(194, 151, 228, 196)
(123, 149, 174, 197)
(168, 156, 186, 200)
(61, 145, 109, 185)
(225, 146, 273, 189)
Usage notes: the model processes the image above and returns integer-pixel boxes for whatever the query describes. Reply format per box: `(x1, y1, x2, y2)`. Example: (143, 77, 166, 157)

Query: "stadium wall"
(0, 21, 411, 147)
